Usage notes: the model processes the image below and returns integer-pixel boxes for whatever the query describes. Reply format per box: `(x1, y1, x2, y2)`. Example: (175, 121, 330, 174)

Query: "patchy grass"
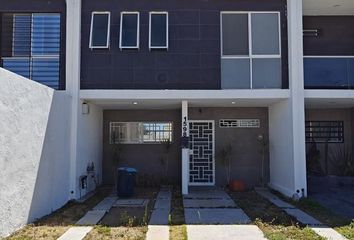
(84, 226, 147, 240)
(228, 190, 324, 240)
(5, 187, 111, 240)
(99, 187, 158, 227)
(169, 187, 187, 240)
(280, 196, 354, 240)
(4, 225, 69, 240)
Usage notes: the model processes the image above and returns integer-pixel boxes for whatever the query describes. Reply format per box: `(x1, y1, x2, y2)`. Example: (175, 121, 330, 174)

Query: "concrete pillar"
(268, 0, 307, 198)
(288, 0, 307, 197)
(66, 0, 81, 199)
(181, 101, 189, 195)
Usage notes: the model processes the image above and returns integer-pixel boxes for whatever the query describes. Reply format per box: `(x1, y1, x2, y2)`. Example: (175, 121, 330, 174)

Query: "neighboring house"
(1, 0, 354, 237)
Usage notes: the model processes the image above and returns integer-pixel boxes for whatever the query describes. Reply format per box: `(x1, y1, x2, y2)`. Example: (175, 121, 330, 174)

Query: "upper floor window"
(120, 12, 139, 49)
(0, 13, 61, 89)
(89, 12, 110, 49)
(220, 12, 281, 89)
(149, 12, 168, 49)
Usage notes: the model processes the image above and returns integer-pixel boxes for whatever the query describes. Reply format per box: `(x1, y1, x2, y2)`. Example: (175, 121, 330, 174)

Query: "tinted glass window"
(13, 14, 31, 56)
(32, 14, 60, 55)
(222, 14, 249, 56)
(251, 13, 280, 55)
(150, 13, 167, 48)
(121, 13, 138, 48)
(90, 13, 110, 48)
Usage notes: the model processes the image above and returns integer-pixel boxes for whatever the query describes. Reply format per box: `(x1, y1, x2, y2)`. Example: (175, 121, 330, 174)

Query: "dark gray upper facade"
(80, 0, 288, 90)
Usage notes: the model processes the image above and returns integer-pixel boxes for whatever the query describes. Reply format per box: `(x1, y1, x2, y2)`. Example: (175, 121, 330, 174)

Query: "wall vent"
(219, 119, 260, 128)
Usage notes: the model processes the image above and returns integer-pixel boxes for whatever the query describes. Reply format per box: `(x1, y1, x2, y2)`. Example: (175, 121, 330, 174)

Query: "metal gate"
(189, 120, 215, 185)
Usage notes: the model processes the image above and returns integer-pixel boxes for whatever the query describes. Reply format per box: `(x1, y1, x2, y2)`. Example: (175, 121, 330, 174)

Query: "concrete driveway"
(308, 176, 354, 219)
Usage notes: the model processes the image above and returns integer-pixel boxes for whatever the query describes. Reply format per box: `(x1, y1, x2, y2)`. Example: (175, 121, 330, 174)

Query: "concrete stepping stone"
(149, 209, 170, 225)
(114, 199, 149, 207)
(76, 210, 106, 225)
(187, 225, 266, 240)
(93, 196, 117, 211)
(58, 226, 93, 240)
(312, 226, 348, 240)
(256, 189, 294, 209)
(146, 225, 169, 240)
(184, 189, 230, 199)
(154, 199, 171, 210)
(185, 208, 251, 224)
(284, 209, 323, 226)
(183, 198, 236, 208)
(157, 190, 172, 200)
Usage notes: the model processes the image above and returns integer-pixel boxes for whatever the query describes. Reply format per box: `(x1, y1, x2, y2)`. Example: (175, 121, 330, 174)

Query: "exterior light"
(82, 102, 89, 114)
(133, 102, 138, 105)
(231, 101, 236, 105)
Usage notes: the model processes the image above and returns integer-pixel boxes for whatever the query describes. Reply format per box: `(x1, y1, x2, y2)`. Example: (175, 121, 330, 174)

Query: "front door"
(189, 120, 215, 185)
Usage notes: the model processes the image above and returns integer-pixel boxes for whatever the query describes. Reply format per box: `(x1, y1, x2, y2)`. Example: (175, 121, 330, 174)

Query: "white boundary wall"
(0, 69, 72, 237)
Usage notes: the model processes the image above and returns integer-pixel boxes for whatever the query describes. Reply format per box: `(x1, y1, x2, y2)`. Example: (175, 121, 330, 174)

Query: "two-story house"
(1, 0, 354, 237)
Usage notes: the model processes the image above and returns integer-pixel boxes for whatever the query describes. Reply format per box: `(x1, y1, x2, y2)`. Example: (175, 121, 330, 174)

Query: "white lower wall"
(269, 100, 295, 196)
(0, 69, 72, 237)
(75, 102, 103, 199)
(268, 99, 307, 197)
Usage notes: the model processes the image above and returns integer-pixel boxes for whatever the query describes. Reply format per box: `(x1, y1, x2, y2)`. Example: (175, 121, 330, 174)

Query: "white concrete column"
(288, 0, 307, 197)
(66, 0, 82, 199)
(268, 0, 307, 198)
(181, 101, 189, 195)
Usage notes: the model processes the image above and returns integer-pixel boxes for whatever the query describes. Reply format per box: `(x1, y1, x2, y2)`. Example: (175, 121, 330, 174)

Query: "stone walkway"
(184, 187, 266, 240)
(256, 188, 348, 240)
(146, 186, 172, 240)
(58, 194, 118, 240)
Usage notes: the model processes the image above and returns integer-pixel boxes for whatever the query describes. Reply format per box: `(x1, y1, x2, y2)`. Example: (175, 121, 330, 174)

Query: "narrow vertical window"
(89, 12, 110, 49)
(120, 12, 139, 49)
(149, 12, 168, 49)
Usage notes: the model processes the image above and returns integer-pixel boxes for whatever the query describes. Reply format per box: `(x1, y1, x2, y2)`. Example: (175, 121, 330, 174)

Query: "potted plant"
(217, 143, 245, 191)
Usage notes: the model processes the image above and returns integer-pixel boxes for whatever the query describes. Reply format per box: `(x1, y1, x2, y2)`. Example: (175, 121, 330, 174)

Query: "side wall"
(0, 69, 71, 237)
(76, 102, 103, 198)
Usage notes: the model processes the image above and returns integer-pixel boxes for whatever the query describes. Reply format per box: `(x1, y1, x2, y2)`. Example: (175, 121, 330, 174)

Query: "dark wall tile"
(80, 0, 287, 90)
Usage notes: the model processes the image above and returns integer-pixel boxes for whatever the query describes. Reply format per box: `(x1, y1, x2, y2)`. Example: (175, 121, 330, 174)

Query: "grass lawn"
(169, 187, 187, 240)
(280, 196, 354, 240)
(228, 190, 325, 240)
(5, 187, 111, 240)
(84, 226, 147, 240)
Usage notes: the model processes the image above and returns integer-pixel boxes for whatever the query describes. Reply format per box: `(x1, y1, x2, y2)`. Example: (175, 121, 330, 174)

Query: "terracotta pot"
(229, 180, 246, 192)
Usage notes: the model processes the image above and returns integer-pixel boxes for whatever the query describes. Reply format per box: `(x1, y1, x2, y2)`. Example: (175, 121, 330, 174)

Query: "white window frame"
(220, 11, 281, 89)
(89, 11, 111, 49)
(149, 12, 169, 50)
(119, 12, 140, 49)
(110, 122, 173, 144)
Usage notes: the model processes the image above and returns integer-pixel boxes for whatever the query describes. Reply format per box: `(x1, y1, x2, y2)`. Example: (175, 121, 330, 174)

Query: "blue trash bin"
(117, 167, 137, 197)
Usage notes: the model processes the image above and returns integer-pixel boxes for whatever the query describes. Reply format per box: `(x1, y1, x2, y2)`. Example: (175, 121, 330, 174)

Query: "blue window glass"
(1, 13, 61, 89)
(13, 14, 31, 56)
(31, 14, 60, 56)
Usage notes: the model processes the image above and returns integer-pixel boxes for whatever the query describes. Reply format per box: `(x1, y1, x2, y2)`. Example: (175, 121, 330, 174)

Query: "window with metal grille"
(0, 13, 61, 89)
(110, 122, 173, 144)
(219, 119, 260, 128)
(305, 121, 344, 143)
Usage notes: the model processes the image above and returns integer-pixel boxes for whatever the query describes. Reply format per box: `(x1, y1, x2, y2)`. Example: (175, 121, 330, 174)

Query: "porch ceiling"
(305, 90, 354, 108)
(80, 89, 289, 109)
(303, 0, 354, 15)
